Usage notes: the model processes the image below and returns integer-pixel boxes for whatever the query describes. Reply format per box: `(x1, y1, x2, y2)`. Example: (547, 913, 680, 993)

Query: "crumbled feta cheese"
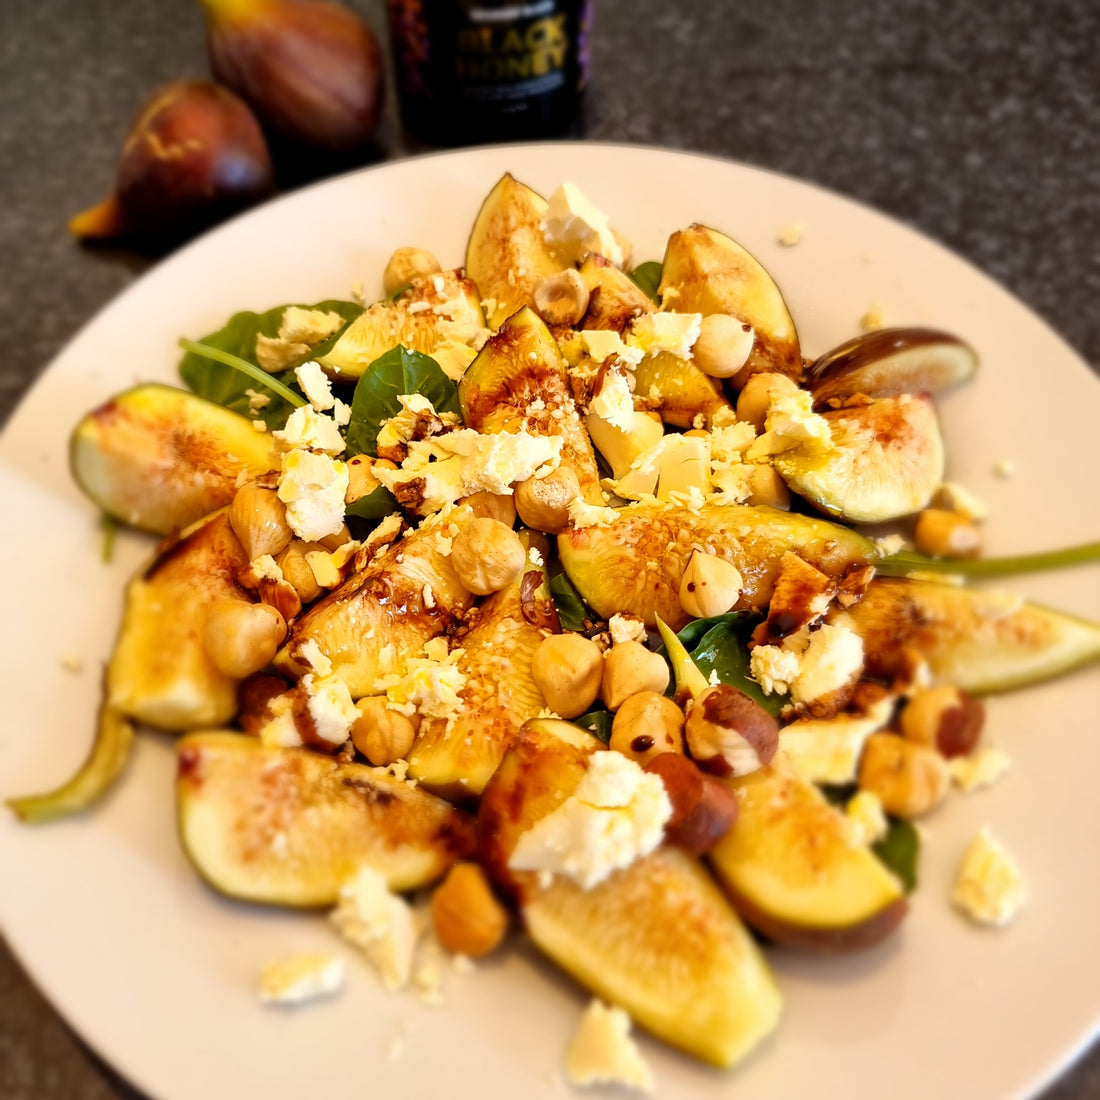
(845, 790, 889, 846)
(295, 361, 336, 411)
(873, 533, 907, 557)
(256, 334, 311, 373)
(298, 638, 333, 676)
(608, 613, 646, 646)
(246, 387, 271, 413)
(590, 370, 635, 431)
(280, 306, 344, 345)
(258, 692, 302, 748)
(708, 421, 757, 463)
(777, 223, 803, 247)
(788, 623, 864, 706)
(258, 952, 346, 1006)
(375, 643, 467, 720)
(745, 381, 832, 461)
(252, 419, 268, 432)
(300, 673, 358, 746)
(565, 1000, 655, 1094)
(933, 481, 989, 521)
(579, 329, 644, 368)
(567, 498, 621, 528)
(542, 182, 624, 267)
(748, 644, 801, 696)
(332, 398, 351, 427)
(626, 312, 702, 360)
(331, 865, 418, 991)
(274, 405, 346, 455)
(949, 747, 1012, 792)
(952, 827, 1026, 927)
(508, 751, 672, 889)
(860, 304, 885, 332)
(278, 450, 349, 541)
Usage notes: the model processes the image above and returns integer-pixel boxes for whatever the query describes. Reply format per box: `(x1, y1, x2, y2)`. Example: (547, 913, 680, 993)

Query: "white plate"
(1, 144, 1098, 1100)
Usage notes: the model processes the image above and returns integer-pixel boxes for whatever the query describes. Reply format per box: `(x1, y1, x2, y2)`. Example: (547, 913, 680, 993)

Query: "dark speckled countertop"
(1, 1, 1097, 1097)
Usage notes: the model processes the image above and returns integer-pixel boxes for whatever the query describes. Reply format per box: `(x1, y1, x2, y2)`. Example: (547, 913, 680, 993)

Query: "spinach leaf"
(345, 346, 461, 458)
(628, 261, 663, 301)
(574, 708, 612, 744)
(178, 299, 362, 427)
(873, 817, 920, 893)
(549, 572, 598, 633)
(689, 617, 782, 717)
(345, 484, 399, 521)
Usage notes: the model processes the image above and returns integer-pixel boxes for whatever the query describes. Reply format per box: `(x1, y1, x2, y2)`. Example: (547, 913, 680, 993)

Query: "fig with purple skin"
(808, 327, 978, 408)
(70, 80, 274, 244)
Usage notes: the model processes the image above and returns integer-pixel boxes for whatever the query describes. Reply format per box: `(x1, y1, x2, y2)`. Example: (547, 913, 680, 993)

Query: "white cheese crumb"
(375, 643, 467, 721)
(845, 790, 889, 846)
(565, 1000, 655, 1094)
(331, 865, 418, 991)
(590, 369, 636, 432)
(949, 747, 1012, 792)
(252, 419, 268, 432)
(777, 223, 803, 247)
(748, 644, 801, 696)
(873, 533, 907, 557)
(298, 638, 333, 676)
(508, 751, 672, 889)
(279, 306, 344, 345)
(860, 304, 885, 331)
(745, 380, 832, 461)
(258, 953, 345, 1006)
(952, 827, 1026, 927)
(274, 405, 346, 456)
(294, 361, 336, 411)
(933, 481, 989, 521)
(245, 387, 271, 413)
(278, 450, 349, 541)
(567, 498, 620, 529)
(626, 312, 702, 360)
(543, 182, 624, 267)
(608, 613, 646, 646)
(302, 673, 358, 746)
(579, 329, 644, 368)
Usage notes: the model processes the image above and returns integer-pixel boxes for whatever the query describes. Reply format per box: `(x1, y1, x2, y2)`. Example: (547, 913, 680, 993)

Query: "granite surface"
(0, 0, 1097, 1097)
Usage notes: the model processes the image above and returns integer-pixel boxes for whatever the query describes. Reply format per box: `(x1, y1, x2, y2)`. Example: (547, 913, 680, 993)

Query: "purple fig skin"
(205, 0, 385, 155)
(73, 79, 274, 244)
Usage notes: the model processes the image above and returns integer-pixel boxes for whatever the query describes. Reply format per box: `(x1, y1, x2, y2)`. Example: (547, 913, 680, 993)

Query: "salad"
(10, 171, 1100, 1091)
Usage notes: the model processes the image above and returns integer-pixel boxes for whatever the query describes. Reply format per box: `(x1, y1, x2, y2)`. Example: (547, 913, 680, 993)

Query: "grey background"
(1, 0, 1097, 1097)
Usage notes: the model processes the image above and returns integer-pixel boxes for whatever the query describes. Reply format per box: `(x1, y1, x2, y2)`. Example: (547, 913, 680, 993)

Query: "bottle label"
(455, 4, 568, 102)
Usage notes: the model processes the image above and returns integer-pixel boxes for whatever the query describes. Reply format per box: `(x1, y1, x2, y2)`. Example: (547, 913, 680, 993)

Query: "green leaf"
(178, 300, 362, 428)
(689, 617, 783, 717)
(574, 708, 612, 744)
(872, 817, 920, 893)
(345, 346, 461, 458)
(628, 261, 663, 301)
(345, 484, 399, 521)
(549, 572, 598, 633)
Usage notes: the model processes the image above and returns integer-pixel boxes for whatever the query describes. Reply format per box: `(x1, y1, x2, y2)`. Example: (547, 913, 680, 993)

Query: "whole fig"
(70, 80, 274, 245)
(201, 0, 385, 156)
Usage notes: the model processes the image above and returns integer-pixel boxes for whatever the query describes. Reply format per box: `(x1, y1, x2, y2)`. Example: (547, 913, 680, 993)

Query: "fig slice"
(836, 577, 1100, 694)
(776, 394, 945, 524)
(557, 501, 877, 630)
(658, 224, 801, 386)
(808, 327, 978, 407)
(71, 383, 277, 535)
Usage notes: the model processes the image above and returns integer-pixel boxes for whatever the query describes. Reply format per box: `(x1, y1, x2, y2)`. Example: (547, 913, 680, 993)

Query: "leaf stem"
(878, 542, 1100, 579)
(178, 338, 307, 409)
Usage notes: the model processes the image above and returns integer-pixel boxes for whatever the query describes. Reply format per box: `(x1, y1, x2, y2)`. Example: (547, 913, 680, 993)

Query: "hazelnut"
(684, 684, 778, 776)
(609, 692, 684, 765)
(237, 673, 290, 736)
(913, 508, 982, 559)
(531, 633, 603, 718)
(746, 464, 791, 510)
(450, 518, 526, 595)
(533, 268, 590, 327)
(900, 685, 984, 758)
(277, 540, 327, 604)
(678, 550, 743, 619)
(600, 641, 670, 711)
(203, 598, 286, 679)
(345, 455, 386, 504)
(692, 314, 755, 379)
(430, 862, 509, 958)
(644, 752, 738, 855)
(858, 732, 950, 818)
(514, 467, 581, 534)
(463, 490, 517, 528)
(229, 481, 293, 561)
(383, 246, 441, 296)
(350, 696, 417, 765)
(735, 371, 797, 431)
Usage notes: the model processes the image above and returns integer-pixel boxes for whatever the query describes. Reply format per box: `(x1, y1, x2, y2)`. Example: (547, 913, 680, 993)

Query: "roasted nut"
(533, 269, 590, 327)
(230, 480, 293, 560)
(531, 633, 603, 718)
(463, 490, 517, 527)
(350, 695, 417, 765)
(858, 732, 950, 818)
(735, 371, 797, 431)
(609, 691, 685, 765)
(450, 517, 527, 595)
(600, 641, 670, 711)
(678, 550, 743, 619)
(692, 314, 755, 379)
(383, 246, 441, 296)
(900, 685, 985, 758)
(644, 752, 738, 855)
(514, 467, 581, 533)
(319, 523, 353, 552)
(684, 684, 778, 776)
(203, 598, 286, 679)
(345, 454, 387, 504)
(913, 508, 982, 558)
(745, 464, 791, 510)
(237, 672, 290, 736)
(430, 862, 509, 958)
(277, 540, 326, 604)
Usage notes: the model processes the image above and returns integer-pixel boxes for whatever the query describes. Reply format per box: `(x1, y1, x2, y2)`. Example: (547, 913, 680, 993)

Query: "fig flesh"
(70, 80, 273, 245)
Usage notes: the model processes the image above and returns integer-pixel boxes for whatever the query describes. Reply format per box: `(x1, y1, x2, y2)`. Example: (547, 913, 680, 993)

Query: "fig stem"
(101, 513, 117, 564)
(878, 542, 1100, 579)
(69, 195, 127, 240)
(178, 338, 307, 409)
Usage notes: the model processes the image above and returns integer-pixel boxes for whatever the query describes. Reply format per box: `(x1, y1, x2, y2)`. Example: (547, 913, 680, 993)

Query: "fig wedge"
(408, 548, 551, 800)
(465, 174, 564, 330)
(108, 510, 251, 730)
(708, 752, 908, 953)
(632, 350, 731, 429)
(658, 224, 800, 386)
(177, 731, 475, 905)
(71, 383, 276, 535)
(577, 253, 655, 331)
(479, 720, 782, 1069)
(808, 327, 978, 407)
(317, 269, 485, 381)
(458, 307, 603, 505)
(836, 577, 1100, 693)
(776, 394, 945, 524)
(558, 501, 877, 630)
(276, 505, 476, 697)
